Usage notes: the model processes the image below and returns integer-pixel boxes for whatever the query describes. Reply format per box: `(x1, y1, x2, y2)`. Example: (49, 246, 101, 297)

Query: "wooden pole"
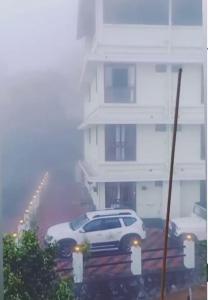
(160, 68, 183, 300)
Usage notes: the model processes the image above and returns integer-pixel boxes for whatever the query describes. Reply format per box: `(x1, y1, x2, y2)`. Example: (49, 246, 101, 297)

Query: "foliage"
(196, 240, 207, 283)
(55, 279, 74, 300)
(3, 231, 74, 300)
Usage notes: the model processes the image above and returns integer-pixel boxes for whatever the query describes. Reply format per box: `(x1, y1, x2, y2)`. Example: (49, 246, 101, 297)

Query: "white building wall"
(139, 65, 169, 106)
(180, 181, 200, 217)
(175, 125, 201, 162)
(171, 64, 203, 106)
(138, 125, 167, 163)
(78, 0, 206, 219)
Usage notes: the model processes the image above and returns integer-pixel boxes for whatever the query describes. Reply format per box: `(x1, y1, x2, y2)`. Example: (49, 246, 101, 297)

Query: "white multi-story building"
(77, 0, 206, 219)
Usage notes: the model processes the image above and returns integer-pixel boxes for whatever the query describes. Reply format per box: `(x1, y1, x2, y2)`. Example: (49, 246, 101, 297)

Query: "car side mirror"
(79, 229, 85, 233)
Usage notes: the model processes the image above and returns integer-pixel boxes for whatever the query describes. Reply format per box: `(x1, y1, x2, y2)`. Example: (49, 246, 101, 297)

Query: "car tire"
(58, 239, 76, 258)
(120, 234, 141, 252)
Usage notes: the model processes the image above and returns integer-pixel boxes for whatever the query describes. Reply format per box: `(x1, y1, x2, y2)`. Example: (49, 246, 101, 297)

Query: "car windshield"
(70, 214, 89, 230)
(193, 205, 206, 220)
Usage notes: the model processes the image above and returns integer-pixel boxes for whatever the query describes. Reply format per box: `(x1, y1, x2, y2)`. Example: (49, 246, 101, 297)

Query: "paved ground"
(156, 285, 207, 300)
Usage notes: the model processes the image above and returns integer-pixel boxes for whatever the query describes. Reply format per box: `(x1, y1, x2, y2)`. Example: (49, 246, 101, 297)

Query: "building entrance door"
(105, 182, 136, 211)
(138, 182, 163, 218)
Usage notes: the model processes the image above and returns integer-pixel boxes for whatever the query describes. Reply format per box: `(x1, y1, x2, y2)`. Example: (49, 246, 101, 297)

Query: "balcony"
(79, 160, 205, 183)
(105, 87, 136, 103)
(80, 104, 205, 129)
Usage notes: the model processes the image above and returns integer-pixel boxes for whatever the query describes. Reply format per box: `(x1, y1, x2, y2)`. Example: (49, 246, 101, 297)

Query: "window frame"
(123, 217, 137, 227)
(104, 63, 136, 104)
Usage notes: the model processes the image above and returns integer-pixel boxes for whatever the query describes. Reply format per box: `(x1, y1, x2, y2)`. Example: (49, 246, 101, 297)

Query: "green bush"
(3, 231, 74, 299)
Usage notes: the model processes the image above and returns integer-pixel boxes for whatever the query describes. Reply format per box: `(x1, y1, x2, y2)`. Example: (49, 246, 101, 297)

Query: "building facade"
(77, 0, 206, 219)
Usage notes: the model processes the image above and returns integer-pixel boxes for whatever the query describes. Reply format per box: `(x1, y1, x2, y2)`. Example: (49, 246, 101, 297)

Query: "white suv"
(45, 209, 146, 257)
(170, 203, 206, 242)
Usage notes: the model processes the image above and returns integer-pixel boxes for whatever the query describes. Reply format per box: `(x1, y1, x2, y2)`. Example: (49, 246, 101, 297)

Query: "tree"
(3, 231, 74, 300)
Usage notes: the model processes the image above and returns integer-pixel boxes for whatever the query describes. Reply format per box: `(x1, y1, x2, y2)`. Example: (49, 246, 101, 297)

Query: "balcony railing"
(105, 87, 136, 103)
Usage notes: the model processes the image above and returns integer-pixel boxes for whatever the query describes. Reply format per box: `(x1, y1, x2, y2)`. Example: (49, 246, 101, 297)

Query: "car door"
(83, 218, 123, 245)
(101, 218, 123, 243)
(83, 219, 106, 245)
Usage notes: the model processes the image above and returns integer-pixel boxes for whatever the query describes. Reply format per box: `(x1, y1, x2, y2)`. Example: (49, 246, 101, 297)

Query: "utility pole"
(160, 68, 183, 300)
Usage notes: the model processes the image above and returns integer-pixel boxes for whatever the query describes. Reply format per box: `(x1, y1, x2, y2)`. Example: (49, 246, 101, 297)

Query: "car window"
(123, 217, 137, 226)
(83, 219, 103, 232)
(102, 218, 121, 230)
(70, 214, 89, 230)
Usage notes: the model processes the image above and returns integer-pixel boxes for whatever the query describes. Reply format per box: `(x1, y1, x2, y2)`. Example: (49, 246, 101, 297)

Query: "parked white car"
(170, 203, 206, 241)
(45, 209, 146, 257)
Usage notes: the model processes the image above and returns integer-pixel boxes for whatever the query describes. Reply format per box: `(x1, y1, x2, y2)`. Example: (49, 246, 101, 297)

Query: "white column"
(131, 244, 142, 276)
(184, 239, 195, 269)
(72, 252, 84, 284)
(98, 183, 105, 209)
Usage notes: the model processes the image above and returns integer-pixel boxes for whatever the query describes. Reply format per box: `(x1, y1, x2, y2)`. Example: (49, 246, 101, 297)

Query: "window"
(105, 182, 136, 210)
(102, 218, 121, 230)
(171, 125, 182, 132)
(104, 64, 136, 103)
(84, 219, 103, 232)
(123, 217, 137, 226)
(70, 214, 89, 231)
(155, 64, 167, 73)
(172, 0, 202, 26)
(155, 124, 167, 132)
(199, 181, 206, 209)
(103, 0, 168, 25)
(201, 125, 205, 160)
(105, 125, 136, 161)
(172, 65, 183, 73)
(155, 181, 163, 187)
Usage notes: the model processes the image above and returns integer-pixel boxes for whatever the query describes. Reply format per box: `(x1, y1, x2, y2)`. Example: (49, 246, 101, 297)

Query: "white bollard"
(183, 237, 195, 269)
(131, 243, 142, 275)
(72, 251, 84, 283)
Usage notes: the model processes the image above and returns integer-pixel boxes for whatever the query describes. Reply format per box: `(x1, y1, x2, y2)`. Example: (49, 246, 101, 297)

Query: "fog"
(0, 0, 83, 231)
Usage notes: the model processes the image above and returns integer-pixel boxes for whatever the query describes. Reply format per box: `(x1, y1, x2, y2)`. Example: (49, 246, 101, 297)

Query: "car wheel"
(120, 234, 141, 252)
(58, 239, 76, 258)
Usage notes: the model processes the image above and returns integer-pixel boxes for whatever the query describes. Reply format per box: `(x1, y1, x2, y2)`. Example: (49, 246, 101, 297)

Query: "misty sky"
(0, 0, 84, 231)
(0, 0, 81, 75)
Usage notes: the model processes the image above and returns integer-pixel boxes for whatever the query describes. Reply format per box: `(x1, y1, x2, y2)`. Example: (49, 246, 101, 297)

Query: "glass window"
(105, 125, 136, 161)
(171, 125, 182, 132)
(84, 219, 103, 232)
(155, 65, 167, 73)
(104, 64, 136, 103)
(102, 218, 121, 230)
(70, 214, 89, 230)
(172, 0, 202, 26)
(155, 124, 167, 132)
(105, 182, 136, 210)
(155, 181, 163, 187)
(123, 217, 137, 226)
(103, 0, 169, 25)
(200, 181, 206, 209)
(201, 125, 205, 160)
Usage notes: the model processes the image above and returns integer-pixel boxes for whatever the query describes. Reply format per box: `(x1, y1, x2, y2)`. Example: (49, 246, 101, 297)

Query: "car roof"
(86, 209, 138, 220)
